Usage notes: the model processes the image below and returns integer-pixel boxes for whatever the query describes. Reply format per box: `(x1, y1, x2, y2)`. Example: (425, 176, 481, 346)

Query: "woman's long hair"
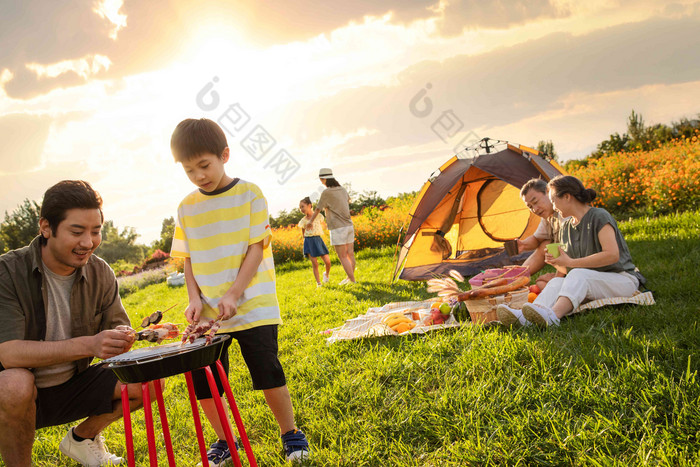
(324, 177, 341, 188)
(548, 175, 597, 204)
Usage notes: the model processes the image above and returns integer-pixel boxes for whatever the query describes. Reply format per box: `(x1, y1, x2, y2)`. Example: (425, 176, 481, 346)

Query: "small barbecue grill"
(103, 335, 230, 383)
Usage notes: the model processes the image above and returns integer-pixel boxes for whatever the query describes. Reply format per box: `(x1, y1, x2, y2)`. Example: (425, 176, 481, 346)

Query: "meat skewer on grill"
(117, 323, 181, 343)
(140, 303, 180, 328)
(181, 319, 221, 346)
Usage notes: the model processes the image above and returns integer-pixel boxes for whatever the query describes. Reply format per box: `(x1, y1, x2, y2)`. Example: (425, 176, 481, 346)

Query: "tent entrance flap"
(476, 179, 531, 242)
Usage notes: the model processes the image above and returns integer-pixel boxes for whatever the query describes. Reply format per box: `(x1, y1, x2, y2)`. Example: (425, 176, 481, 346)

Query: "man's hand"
(184, 298, 203, 324)
(216, 291, 239, 321)
(92, 330, 134, 359)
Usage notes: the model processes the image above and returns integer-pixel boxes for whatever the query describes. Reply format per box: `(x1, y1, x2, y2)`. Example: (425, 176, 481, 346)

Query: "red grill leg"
(153, 379, 176, 467)
(142, 382, 158, 466)
(216, 360, 258, 467)
(204, 365, 243, 467)
(121, 383, 135, 467)
(185, 371, 210, 466)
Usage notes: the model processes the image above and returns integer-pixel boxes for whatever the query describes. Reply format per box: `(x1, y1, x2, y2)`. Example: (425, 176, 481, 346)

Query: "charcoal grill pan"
(102, 335, 230, 383)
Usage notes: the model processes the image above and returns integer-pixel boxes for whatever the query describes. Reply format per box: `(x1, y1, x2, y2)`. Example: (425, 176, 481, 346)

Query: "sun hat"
(319, 168, 334, 179)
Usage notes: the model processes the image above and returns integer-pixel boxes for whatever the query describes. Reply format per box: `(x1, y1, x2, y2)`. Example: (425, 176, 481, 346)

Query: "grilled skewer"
(141, 303, 179, 328)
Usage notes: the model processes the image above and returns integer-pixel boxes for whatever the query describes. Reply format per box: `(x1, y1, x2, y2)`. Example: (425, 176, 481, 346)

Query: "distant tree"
(536, 140, 558, 162)
(590, 132, 630, 159)
(95, 220, 145, 264)
(671, 115, 700, 138)
(270, 209, 304, 228)
(0, 199, 41, 252)
(627, 110, 646, 142)
(349, 190, 386, 215)
(151, 216, 175, 253)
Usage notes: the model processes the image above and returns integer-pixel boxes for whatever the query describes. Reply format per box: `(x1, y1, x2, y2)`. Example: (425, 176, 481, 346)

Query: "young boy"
(169, 118, 310, 465)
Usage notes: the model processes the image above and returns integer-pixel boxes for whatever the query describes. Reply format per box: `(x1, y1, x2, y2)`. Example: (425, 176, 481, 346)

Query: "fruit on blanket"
(382, 312, 416, 333)
(431, 301, 441, 309)
(529, 284, 541, 294)
(528, 292, 538, 303)
(423, 308, 448, 326)
(439, 302, 451, 316)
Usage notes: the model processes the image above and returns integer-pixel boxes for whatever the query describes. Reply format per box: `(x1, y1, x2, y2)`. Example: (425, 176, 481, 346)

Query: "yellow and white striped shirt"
(171, 179, 281, 332)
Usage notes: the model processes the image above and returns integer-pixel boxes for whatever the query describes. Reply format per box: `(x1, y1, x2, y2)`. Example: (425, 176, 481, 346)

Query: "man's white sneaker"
(59, 427, 123, 466)
(522, 303, 560, 327)
(496, 304, 529, 328)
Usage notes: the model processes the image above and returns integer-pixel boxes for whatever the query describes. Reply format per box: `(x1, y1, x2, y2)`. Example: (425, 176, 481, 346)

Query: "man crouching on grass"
(0, 180, 147, 467)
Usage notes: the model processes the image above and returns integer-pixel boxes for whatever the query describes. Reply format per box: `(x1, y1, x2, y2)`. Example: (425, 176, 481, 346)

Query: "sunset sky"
(2, 0, 699, 243)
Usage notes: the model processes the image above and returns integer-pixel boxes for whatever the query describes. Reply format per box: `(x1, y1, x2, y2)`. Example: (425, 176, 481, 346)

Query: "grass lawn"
(23, 211, 700, 466)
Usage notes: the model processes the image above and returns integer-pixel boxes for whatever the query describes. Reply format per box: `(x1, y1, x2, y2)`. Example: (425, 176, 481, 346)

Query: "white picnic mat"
(325, 291, 655, 343)
(572, 290, 655, 314)
(325, 300, 461, 344)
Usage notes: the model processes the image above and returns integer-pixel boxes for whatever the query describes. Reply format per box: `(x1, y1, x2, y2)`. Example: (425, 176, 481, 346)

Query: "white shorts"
(329, 225, 355, 246)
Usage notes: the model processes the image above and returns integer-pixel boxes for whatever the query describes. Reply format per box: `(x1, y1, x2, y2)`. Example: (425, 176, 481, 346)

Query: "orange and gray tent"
(392, 140, 565, 281)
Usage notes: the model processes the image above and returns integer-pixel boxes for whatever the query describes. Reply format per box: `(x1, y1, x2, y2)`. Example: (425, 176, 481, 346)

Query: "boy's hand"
(216, 291, 239, 321)
(185, 299, 203, 324)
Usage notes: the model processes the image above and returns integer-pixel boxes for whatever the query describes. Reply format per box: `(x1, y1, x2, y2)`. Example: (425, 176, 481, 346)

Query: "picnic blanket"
(325, 291, 655, 344)
(325, 300, 460, 344)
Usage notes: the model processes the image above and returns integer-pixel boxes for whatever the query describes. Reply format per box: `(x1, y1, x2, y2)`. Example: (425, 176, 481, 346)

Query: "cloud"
(263, 15, 700, 160)
(0, 0, 185, 99)
(0, 113, 52, 173)
(436, 0, 571, 36)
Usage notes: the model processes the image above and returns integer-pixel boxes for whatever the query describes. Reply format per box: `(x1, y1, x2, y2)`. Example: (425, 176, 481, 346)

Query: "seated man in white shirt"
(517, 178, 565, 290)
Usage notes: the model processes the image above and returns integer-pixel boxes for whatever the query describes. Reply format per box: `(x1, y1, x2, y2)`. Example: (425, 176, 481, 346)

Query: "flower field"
(271, 195, 414, 263)
(568, 134, 700, 216)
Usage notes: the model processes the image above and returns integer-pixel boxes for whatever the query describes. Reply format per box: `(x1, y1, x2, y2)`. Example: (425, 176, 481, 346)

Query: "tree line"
(0, 200, 174, 267)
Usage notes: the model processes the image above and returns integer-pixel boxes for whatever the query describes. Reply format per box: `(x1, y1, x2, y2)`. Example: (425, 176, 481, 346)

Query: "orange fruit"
(527, 292, 538, 303)
(431, 301, 441, 309)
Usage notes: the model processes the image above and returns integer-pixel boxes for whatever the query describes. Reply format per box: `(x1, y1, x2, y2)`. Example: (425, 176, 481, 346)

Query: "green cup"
(546, 243, 563, 258)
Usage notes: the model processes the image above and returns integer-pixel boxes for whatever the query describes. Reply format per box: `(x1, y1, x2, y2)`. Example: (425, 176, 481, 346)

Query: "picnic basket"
(465, 287, 529, 324)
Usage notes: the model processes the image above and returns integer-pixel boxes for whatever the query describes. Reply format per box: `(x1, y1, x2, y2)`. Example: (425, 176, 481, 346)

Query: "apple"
(529, 284, 541, 294)
(439, 302, 452, 316)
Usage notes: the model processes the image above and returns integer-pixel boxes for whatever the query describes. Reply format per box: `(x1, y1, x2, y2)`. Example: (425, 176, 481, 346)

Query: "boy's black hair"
(324, 177, 341, 188)
(40, 180, 104, 245)
(171, 118, 228, 162)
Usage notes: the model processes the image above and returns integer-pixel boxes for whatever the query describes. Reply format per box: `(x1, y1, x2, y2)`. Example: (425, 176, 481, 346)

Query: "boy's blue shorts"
(192, 324, 286, 399)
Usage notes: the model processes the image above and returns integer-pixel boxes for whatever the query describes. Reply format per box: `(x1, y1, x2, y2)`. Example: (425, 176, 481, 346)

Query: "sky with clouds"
(1, 0, 699, 243)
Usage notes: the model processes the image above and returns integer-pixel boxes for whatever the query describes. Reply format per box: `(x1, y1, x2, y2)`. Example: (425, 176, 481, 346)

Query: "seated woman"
(498, 175, 645, 327)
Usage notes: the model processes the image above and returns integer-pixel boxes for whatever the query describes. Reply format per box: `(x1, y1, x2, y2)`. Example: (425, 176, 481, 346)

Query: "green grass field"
(20, 210, 700, 466)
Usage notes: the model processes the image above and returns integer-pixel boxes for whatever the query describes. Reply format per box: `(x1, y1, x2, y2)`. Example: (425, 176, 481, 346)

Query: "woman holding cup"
(498, 175, 645, 327)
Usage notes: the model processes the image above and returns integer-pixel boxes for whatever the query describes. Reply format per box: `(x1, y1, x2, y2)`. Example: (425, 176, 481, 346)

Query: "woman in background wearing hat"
(306, 168, 356, 284)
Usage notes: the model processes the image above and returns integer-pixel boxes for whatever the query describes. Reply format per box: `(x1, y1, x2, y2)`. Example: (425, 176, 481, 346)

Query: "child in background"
(169, 118, 310, 465)
(297, 197, 331, 287)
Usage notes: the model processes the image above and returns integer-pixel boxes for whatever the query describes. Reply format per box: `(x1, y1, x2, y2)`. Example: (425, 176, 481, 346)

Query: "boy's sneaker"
(522, 303, 560, 327)
(322, 272, 329, 283)
(496, 304, 529, 328)
(196, 439, 236, 467)
(281, 429, 310, 462)
(59, 427, 123, 466)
